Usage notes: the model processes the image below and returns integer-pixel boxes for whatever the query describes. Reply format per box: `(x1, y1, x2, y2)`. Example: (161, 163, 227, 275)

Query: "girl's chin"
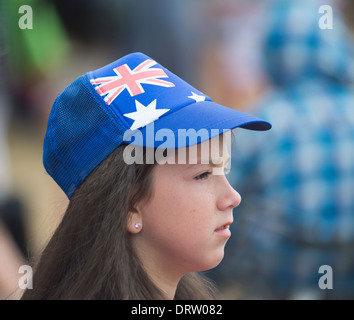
(193, 251, 225, 273)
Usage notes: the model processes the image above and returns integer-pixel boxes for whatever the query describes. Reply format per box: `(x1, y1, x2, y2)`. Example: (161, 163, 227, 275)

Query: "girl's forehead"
(163, 135, 231, 166)
(188, 137, 229, 163)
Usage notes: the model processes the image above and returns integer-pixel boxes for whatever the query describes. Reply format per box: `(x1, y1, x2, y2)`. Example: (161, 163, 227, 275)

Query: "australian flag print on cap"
(88, 52, 271, 148)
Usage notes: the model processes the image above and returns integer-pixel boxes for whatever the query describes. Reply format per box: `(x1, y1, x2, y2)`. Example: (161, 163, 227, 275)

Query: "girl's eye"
(194, 171, 212, 180)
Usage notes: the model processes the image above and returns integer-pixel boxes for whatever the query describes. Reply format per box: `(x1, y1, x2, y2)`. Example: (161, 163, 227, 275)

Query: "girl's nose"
(217, 177, 242, 211)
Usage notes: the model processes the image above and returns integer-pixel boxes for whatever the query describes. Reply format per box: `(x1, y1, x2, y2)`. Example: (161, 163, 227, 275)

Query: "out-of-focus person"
(209, 0, 354, 299)
(0, 8, 26, 299)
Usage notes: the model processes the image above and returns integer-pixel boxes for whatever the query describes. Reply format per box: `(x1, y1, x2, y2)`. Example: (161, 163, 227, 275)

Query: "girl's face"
(132, 135, 241, 280)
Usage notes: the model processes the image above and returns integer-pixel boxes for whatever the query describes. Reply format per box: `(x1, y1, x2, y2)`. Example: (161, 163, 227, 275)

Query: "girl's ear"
(127, 210, 143, 234)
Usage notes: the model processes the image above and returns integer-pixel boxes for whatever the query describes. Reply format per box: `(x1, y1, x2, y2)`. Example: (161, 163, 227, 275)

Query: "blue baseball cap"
(43, 52, 271, 198)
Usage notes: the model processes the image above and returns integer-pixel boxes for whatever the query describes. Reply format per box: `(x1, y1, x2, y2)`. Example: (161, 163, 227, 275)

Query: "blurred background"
(1, 0, 353, 299)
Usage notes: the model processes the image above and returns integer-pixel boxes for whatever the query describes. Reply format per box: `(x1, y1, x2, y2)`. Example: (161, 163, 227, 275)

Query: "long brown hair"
(21, 144, 218, 299)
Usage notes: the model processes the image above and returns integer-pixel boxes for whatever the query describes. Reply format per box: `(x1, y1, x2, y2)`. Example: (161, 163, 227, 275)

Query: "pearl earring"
(134, 222, 142, 229)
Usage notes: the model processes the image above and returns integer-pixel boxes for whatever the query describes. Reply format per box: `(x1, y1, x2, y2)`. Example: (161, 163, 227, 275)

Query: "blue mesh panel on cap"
(43, 74, 126, 198)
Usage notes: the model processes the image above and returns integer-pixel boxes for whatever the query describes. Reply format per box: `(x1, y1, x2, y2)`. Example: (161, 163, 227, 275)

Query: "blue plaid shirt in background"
(212, 0, 354, 299)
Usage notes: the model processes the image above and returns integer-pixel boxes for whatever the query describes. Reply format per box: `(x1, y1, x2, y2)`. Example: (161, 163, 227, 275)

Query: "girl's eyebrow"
(183, 156, 231, 167)
(209, 156, 231, 167)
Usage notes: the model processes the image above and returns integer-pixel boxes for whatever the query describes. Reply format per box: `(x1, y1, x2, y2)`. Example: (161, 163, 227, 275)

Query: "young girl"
(21, 52, 270, 300)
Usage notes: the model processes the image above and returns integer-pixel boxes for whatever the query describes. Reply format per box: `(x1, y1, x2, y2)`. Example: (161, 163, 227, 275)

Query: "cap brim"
(123, 101, 271, 148)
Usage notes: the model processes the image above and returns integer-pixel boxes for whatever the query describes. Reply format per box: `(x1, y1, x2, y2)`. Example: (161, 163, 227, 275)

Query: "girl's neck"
(132, 235, 184, 299)
(149, 271, 179, 300)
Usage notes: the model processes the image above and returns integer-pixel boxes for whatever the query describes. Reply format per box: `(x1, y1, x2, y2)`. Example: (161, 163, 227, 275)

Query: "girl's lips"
(214, 223, 232, 237)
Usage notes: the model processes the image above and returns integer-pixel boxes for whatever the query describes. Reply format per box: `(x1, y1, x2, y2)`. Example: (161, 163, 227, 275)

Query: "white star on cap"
(188, 91, 206, 102)
(123, 99, 170, 130)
